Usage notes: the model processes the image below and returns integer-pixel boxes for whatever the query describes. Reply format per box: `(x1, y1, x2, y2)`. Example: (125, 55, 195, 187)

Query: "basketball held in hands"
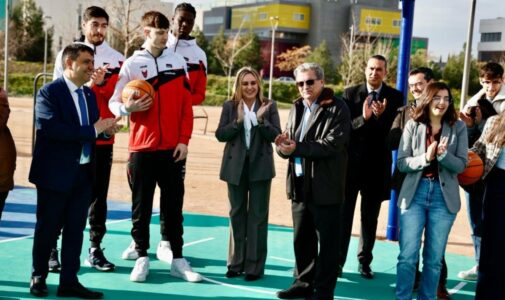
(458, 150, 484, 186)
(121, 80, 155, 102)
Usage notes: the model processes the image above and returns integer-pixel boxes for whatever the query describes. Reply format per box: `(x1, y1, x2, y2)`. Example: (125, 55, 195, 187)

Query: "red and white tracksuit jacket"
(166, 33, 207, 106)
(54, 40, 124, 145)
(109, 47, 193, 152)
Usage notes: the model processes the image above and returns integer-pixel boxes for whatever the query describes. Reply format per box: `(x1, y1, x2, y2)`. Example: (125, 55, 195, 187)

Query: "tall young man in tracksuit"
(109, 11, 201, 283)
(52, 6, 124, 272)
(154, 2, 208, 264)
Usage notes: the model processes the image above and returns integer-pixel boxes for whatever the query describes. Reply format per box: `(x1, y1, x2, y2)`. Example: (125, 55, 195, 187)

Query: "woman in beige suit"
(395, 82, 468, 300)
(216, 67, 281, 281)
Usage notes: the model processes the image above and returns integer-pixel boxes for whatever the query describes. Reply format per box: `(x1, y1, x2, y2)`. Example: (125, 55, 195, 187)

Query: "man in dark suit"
(28, 43, 119, 298)
(275, 63, 351, 300)
(339, 55, 403, 279)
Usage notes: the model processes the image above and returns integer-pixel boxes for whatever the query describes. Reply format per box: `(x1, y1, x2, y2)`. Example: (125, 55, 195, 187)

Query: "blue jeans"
(396, 178, 456, 300)
(464, 180, 484, 264)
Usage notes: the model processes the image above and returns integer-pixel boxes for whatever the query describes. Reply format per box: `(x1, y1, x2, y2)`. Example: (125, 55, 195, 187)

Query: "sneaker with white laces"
(170, 258, 202, 282)
(457, 265, 478, 281)
(122, 240, 139, 260)
(130, 257, 150, 282)
(156, 241, 173, 263)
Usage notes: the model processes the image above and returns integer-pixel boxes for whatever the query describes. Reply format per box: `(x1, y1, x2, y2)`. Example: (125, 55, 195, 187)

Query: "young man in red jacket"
(109, 11, 200, 283)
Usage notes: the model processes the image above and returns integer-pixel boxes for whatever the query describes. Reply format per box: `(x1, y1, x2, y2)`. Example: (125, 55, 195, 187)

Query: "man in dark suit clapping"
(28, 43, 120, 298)
(339, 55, 403, 279)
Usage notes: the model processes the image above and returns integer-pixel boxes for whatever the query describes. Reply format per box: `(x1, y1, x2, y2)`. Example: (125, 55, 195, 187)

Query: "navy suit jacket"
(29, 77, 99, 192)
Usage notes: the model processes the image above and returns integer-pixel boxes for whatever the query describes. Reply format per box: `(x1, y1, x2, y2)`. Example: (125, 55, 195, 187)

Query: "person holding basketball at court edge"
(109, 11, 200, 283)
(395, 82, 468, 300)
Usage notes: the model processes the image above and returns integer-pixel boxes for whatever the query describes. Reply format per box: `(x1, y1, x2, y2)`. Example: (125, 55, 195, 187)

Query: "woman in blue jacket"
(395, 82, 468, 300)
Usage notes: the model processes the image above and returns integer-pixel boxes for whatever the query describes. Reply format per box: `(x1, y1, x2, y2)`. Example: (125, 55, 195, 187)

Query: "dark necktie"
(367, 91, 378, 107)
(371, 91, 378, 101)
(76, 88, 92, 159)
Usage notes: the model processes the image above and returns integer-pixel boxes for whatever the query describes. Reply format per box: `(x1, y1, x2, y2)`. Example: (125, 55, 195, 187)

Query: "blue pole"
(386, 0, 416, 241)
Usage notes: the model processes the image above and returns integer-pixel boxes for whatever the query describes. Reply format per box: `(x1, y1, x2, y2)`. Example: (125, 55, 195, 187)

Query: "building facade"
(478, 17, 505, 62)
(202, 0, 428, 77)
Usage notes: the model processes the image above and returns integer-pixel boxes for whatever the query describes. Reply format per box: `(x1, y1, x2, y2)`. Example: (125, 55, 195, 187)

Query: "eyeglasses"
(296, 79, 316, 88)
(432, 96, 452, 104)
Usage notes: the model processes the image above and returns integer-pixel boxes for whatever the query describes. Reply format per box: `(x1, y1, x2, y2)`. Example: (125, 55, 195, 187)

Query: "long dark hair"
(412, 82, 458, 126)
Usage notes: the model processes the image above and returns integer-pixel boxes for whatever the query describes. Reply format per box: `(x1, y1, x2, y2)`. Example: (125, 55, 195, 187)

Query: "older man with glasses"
(275, 62, 351, 300)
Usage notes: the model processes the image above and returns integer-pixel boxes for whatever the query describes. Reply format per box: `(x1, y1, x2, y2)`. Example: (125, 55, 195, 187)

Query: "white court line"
(202, 276, 277, 295)
(449, 281, 467, 295)
(183, 237, 214, 247)
(269, 256, 294, 263)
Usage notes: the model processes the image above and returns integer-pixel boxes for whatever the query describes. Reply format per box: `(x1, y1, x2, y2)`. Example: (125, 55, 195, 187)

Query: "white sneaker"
(171, 258, 202, 282)
(457, 265, 478, 281)
(156, 241, 173, 263)
(122, 240, 139, 260)
(130, 257, 150, 282)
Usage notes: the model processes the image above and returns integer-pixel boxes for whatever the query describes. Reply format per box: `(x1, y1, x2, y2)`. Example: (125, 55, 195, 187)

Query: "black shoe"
(48, 248, 61, 273)
(358, 264, 374, 279)
(225, 270, 242, 278)
(57, 282, 103, 299)
(244, 274, 261, 281)
(85, 248, 115, 272)
(277, 285, 313, 299)
(30, 277, 48, 297)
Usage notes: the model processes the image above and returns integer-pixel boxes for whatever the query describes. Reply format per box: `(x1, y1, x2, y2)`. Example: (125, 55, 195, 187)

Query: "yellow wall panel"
(231, 4, 310, 30)
(358, 8, 401, 35)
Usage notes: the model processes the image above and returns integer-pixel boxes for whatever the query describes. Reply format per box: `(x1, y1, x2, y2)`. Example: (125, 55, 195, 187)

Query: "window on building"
(258, 13, 267, 21)
(393, 19, 401, 27)
(204, 16, 224, 25)
(365, 16, 382, 26)
(481, 32, 502, 42)
(242, 14, 251, 21)
(293, 13, 304, 21)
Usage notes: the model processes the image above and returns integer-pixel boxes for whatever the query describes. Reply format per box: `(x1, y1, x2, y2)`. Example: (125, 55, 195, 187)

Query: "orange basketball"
(121, 79, 155, 102)
(458, 150, 484, 186)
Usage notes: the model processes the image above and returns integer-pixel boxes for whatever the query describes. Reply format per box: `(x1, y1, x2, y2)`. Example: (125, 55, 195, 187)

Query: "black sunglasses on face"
(296, 79, 316, 87)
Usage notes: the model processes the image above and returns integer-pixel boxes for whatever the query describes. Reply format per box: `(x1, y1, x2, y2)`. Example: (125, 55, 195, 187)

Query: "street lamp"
(268, 16, 279, 100)
(43, 15, 52, 84)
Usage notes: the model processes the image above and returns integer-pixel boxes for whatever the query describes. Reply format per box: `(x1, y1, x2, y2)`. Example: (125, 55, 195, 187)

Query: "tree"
(276, 45, 311, 72)
(105, 0, 143, 57)
(306, 40, 337, 84)
(10, 0, 53, 62)
(234, 30, 263, 72)
(208, 27, 226, 75)
(443, 46, 480, 94)
(212, 21, 256, 97)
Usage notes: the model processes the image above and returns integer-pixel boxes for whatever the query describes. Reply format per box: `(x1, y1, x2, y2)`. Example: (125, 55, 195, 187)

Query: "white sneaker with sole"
(171, 258, 202, 282)
(122, 240, 139, 260)
(156, 241, 173, 263)
(457, 265, 478, 281)
(130, 257, 150, 282)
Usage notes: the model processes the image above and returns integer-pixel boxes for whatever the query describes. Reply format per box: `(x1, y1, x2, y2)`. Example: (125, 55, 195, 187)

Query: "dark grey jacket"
(216, 99, 281, 185)
(278, 88, 351, 205)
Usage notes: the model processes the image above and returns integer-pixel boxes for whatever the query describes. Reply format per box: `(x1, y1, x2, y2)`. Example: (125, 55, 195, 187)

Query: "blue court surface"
(0, 186, 476, 299)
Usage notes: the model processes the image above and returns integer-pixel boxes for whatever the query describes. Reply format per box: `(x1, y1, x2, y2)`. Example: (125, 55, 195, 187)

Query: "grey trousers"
(227, 175, 271, 276)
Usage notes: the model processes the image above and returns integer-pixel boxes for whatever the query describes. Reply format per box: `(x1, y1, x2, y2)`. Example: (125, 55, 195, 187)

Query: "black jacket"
(343, 82, 403, 200)
(278, 88, 351, 205)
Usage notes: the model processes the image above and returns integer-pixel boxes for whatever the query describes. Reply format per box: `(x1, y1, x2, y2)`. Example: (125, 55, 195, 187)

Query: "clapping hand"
(437, 136, 448, 156)
(236, 100, 244, 124)
(91, 64, 109, 86)
(426, 141, 438, 162)
(94, 116, 121, 135)
(372, 98, 387, 117)
(362, 96, 373, 120)
(256, 101, 272, 123)
(275, 132, 296, 155)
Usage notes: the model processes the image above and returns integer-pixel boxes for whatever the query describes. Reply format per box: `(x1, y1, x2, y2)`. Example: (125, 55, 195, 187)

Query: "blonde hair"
(484, 112, 505, 147)
(231, 67, 265, 103)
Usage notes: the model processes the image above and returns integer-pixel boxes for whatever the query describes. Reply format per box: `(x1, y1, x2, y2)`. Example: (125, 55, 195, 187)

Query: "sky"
(412, 0, 504, 60)
(178, 0, 504, 61)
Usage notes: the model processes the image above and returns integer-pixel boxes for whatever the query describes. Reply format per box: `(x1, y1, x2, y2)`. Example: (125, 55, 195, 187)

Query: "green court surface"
(0, 188, 476, 299)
